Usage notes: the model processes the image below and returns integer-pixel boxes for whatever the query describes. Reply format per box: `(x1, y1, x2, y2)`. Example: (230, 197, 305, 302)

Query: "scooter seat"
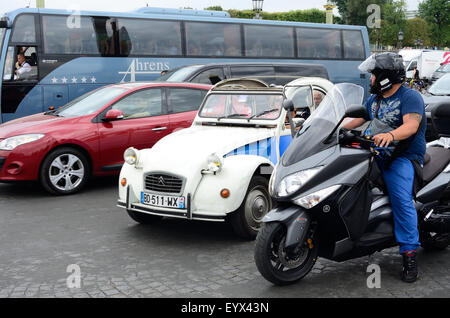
(423, 146, 450, 185)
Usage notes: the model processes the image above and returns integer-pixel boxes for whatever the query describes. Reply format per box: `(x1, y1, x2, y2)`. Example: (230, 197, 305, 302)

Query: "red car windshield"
(53, 86, 128, 118)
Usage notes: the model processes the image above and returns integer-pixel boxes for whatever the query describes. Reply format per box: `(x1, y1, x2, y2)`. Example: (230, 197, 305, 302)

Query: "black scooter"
(254, 83, 450, 285)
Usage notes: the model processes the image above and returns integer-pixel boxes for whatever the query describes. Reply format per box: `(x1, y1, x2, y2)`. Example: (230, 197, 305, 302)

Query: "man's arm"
(342, 118, 367, 130)
(372, 113, 422, 147)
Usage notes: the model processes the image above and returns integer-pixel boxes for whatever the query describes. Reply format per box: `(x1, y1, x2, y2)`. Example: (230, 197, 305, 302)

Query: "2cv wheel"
(229, 176, 273, 240)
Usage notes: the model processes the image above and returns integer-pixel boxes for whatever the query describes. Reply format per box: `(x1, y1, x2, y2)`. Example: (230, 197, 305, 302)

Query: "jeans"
(380, 156, 421, 254)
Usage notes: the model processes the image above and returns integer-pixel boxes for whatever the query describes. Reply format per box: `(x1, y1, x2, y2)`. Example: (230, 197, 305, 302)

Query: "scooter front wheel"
(254, 222, 318, 286)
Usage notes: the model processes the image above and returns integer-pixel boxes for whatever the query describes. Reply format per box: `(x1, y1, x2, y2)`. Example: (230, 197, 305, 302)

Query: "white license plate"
(141, 192, 185, 209)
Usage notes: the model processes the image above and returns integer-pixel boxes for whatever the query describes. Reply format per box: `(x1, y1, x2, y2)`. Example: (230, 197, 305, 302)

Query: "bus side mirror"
(103, 109, 124, 122)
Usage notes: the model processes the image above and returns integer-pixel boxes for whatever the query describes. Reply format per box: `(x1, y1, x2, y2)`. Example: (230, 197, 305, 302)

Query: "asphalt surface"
(0, 176, 449, 299)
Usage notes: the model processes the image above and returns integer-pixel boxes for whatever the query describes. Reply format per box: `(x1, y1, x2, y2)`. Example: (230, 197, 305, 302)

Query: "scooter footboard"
(262, 206, 311, 250)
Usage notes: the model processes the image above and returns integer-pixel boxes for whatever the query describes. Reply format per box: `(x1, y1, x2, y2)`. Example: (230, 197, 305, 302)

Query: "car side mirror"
(345, 104, 367, 119)
(283, 99, 294, 111)
(103, 109, 124, 122)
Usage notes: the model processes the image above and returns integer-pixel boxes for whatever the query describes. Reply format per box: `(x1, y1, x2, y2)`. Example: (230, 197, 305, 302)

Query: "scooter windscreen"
(282, 83, 365, 167)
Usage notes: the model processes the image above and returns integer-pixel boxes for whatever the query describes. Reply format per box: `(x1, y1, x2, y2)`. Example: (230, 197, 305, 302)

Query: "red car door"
(166, 87, 208, 133)
(97, 88, 170, 171)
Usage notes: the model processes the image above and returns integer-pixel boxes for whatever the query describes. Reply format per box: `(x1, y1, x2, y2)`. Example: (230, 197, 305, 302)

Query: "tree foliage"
(418, 0, 450, 47)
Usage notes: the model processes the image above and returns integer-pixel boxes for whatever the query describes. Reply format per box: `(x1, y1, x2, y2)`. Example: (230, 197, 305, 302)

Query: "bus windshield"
(52, 86, 128, 118)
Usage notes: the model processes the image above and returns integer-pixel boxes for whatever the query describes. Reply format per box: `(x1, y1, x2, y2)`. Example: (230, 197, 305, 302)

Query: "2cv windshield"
(282, 83, 365, 166)
(199, 93, 283, 120)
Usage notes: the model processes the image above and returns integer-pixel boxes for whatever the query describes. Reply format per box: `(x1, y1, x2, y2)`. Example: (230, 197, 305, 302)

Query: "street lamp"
(252, 0, 264, 20)
(398, 30, 404, 49)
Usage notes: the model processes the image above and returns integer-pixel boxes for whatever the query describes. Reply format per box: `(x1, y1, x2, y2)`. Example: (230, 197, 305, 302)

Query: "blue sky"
(1, 0, 422, 15)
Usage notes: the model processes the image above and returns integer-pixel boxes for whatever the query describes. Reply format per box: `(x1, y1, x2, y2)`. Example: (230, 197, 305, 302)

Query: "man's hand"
(373, 132, 394, 148)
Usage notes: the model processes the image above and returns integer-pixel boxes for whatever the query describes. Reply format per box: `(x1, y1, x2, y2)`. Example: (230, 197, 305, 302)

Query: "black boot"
(401, 251, 418, 283)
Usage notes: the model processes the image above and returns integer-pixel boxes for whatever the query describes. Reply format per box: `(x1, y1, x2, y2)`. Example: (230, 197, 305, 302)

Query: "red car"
(0, 82, 212, 195)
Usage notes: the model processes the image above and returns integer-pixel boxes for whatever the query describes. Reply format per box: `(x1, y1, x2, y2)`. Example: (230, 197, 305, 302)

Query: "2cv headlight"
(205, 153, 223, 174)
(124, 147, 140, 166)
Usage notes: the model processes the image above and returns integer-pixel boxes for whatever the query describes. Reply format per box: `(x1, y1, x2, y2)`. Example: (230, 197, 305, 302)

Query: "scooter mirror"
(283, 99, 294, 111)
(345, 104, 367, 119)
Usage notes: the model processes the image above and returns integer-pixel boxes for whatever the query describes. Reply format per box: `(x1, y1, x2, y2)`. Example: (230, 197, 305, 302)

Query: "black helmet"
(359, 52, 406, 94)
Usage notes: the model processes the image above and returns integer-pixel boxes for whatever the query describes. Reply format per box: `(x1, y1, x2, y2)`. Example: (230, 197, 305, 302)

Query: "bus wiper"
(217, 113, 248, 121)
(248, 108, 279, 122)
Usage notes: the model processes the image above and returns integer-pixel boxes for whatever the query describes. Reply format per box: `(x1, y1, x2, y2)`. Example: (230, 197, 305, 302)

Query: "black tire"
(40, 147, 90, 195)
(229, 176, 273, 240)
(254, 222, 318, 286)
(127, 210, 163, 224)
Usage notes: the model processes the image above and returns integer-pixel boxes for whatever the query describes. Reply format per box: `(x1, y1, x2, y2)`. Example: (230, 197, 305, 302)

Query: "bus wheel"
(229, 176, 272, 240)
(40, 147, 90, 195)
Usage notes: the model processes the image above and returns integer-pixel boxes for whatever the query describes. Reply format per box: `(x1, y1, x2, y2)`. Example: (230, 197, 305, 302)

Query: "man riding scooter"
(343, 52, 426, 283)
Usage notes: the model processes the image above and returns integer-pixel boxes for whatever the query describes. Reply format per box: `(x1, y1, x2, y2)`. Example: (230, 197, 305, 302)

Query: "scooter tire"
(254, 222, 318, 286)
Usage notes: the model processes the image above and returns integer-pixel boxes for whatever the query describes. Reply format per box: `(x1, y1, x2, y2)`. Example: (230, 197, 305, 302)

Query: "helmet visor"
(358, 54, 377, 73)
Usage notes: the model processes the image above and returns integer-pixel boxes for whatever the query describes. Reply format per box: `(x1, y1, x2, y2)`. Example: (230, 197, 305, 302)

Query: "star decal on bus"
(51, 77, 58, 83)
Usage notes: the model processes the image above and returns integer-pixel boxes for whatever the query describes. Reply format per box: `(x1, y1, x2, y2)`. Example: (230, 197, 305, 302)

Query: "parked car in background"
(430, 63, 450, 84)
(423, 73, 450, 141)
(0, 82, 212, 195)
(157, 62, 330, 86)
(118, 77, 333, 239)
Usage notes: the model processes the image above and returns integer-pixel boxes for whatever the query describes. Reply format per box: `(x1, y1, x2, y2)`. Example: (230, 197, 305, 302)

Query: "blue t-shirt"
(363, 86, 426, 164)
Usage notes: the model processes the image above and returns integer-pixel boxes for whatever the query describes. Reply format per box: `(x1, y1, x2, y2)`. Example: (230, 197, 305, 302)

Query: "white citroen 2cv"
(117, 77, 333, 239)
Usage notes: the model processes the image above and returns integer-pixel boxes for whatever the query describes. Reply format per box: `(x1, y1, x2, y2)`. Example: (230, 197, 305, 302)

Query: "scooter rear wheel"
(254, 222, 318, 286)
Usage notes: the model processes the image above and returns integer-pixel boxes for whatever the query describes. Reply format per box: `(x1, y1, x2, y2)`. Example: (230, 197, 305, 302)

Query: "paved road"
(0, 176, 449, 299)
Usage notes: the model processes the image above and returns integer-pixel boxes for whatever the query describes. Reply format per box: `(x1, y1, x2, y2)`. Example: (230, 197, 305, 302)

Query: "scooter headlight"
(277, 166, 323, 197)
(124, 147, 140, 166)
(293, 185, 342, 209)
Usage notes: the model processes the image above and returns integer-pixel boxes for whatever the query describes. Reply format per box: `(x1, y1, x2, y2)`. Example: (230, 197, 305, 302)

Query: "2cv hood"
(140, 125, 277, 177)
(155, 125, 275, 159)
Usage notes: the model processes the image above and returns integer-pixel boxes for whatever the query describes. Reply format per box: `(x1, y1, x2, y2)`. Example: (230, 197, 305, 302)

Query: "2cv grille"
(144, 173, 184, 194)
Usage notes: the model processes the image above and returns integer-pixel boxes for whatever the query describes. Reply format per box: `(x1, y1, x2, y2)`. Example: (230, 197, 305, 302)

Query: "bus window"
(3, 46, 15, 81)
(14, 46, 38, 81)
(11, 14, 36, 43)
(118, 19, 181, 56)
(185, 22, 241, 57)
(343, 30, 365, 59)
(297, 28, 342, 59)
(42, 15, 111, 55)
(93, 17, 116, 56)
(245, 25, 294, 58)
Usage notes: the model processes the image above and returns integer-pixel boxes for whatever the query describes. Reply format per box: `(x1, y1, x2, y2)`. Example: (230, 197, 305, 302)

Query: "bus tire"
(40, 147, 90, 195)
